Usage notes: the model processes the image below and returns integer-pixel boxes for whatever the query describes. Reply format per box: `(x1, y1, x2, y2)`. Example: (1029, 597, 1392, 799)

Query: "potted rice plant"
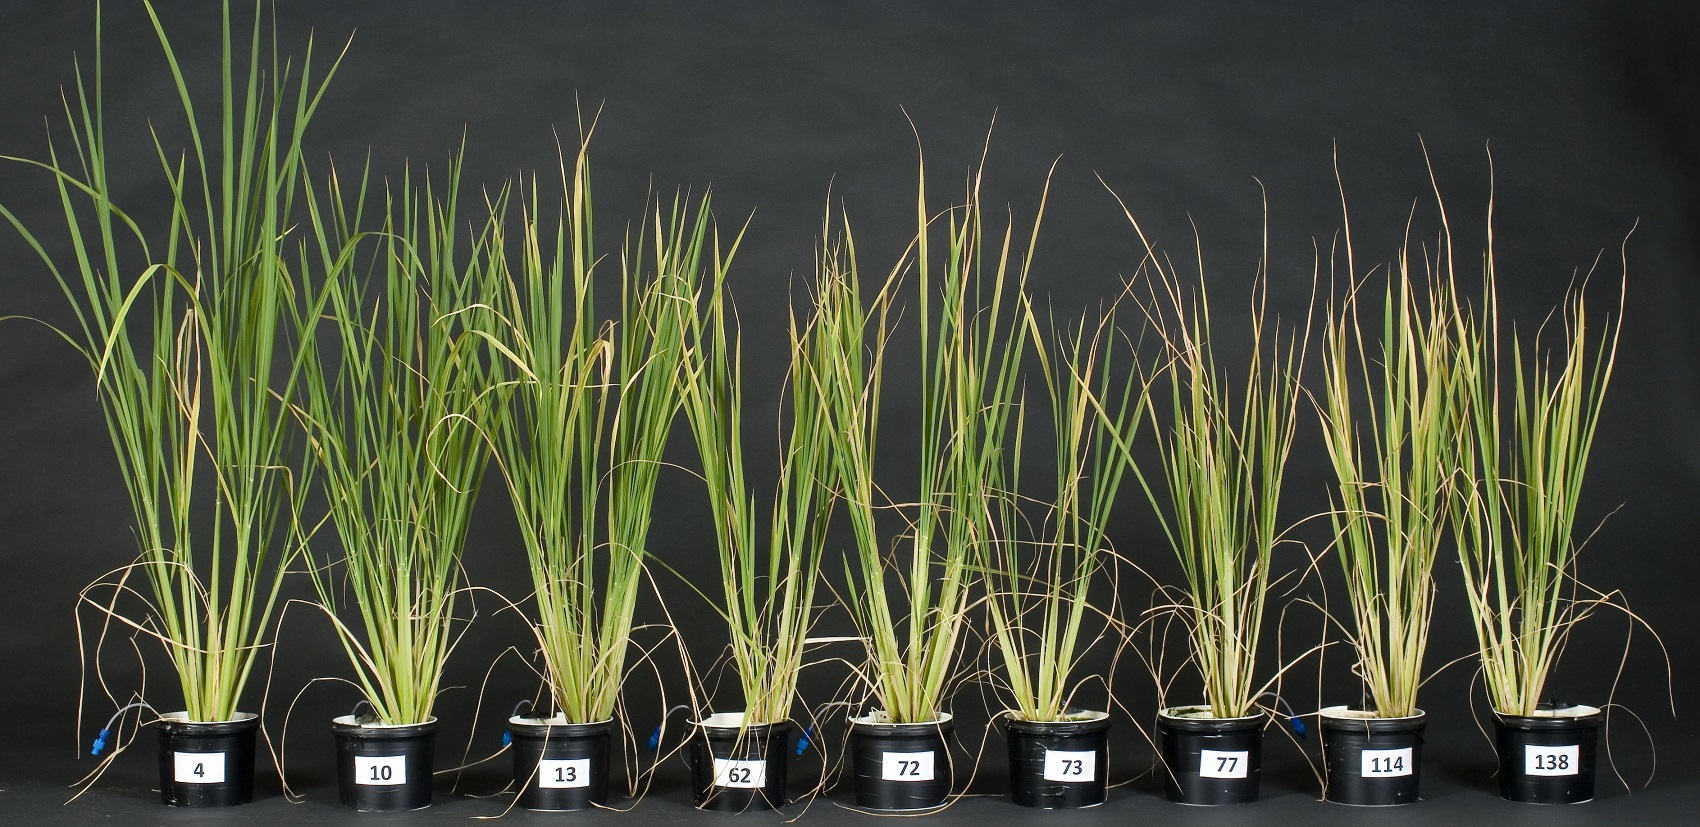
(1108, 192, 1308, 806)
(295, 155, 505, 812)
(2, 1, 342, 806)
(978, 306, 1147, 810)
(821, 149, 1035, 811)
(1313, 215, 1463, 805)
(486, 134, 702, 811)
(675, 201, 832, 812)
(1449, 230, 1626, 805)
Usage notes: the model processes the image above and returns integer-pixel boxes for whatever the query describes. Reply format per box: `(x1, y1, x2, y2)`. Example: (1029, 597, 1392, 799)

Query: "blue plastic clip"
(1289, 716, 1307, 740)
(647, 725, 662, 752)
(795, 726, 815, 756)
(502, 730, 513, 748)
(90, 728, 110, 756)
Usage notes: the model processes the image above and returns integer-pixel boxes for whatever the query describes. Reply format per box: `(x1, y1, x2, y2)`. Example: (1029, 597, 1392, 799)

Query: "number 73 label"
(1042, 749, 1096, 782)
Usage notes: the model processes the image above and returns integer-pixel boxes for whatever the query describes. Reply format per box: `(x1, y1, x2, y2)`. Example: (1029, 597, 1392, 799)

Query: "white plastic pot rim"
(332, 714, 439, 729)
(1159, 704, 1262, 723)
(160, 711, 259, 725)
(851, 711, 953, 727)
(1317, 705, 1426, 722)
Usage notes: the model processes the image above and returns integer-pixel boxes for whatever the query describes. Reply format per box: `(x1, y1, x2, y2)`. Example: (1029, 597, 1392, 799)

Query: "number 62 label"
(713, 758, 767, 788)
(1525, 745, 1579, 777)
(1042, 749, 1096, 782)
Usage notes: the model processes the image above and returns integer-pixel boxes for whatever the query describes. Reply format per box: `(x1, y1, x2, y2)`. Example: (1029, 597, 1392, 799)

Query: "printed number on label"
(1524, 745, 1579, 777)
(1361, 747, 1413, 777)
(1042, 749, 1096, 782)
(354, 754, 408, 786)
(173, 751, 226, 784)
(538, 758, 591, 789)
(1199, 749, 1249, 779)
(881, 751, 936, 782)
(713, 758, 767, 789)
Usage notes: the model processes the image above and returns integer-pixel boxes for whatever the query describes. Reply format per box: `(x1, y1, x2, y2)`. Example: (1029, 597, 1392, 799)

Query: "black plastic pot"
(689, 713, 791, 811)
(1318, 707, 1425, 806)
(1005, 711, 1111, 809)
(848, 713, 953, 810)
(1494, 704, 1602, 804)
(331, 715, 437, 811)
(1157, 706, 1263, 805)
(155, 712, 260, 807)
(508, 716, 612, 811)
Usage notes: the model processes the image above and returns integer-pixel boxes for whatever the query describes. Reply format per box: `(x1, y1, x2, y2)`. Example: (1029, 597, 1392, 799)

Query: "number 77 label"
(1198, 749, 1248, 779)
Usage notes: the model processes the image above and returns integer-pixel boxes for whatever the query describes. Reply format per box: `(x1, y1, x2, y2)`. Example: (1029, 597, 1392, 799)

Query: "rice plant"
(485, 130, 700, 724)
(295, 154, 504, 726)
(2, 0, 343, 725)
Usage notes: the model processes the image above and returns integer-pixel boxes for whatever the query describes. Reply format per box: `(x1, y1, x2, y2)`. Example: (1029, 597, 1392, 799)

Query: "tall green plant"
(824, 150, 1037, 724)
(2, 1, 342, 724)
(1450, 230, 1623, 717)
(1108, 192, 1306, 720)
(486, 134, 698, 724)
(1316, 215, 1463, 720)
(980, 308, 1146, 722)
(678, 199, 838, 727)
(296, 155, 503, 726)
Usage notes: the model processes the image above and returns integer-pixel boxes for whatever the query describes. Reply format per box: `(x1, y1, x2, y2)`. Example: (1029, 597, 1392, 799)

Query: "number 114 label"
(1361, 747, 1413, 777)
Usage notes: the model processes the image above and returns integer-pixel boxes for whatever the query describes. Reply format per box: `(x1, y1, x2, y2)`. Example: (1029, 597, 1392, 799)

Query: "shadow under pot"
(156, 712, 260, 807)
(689, 713, 791, 811)
(331, 715, 437, 811)
(848, 712, 953, 811)
(1318, 707, 1425, 805)
(1157, 706, 1263, 805)
(1494, 704, 1602, 804)
(508, 716, 612, 811)
(1005, 710, 1111, 809)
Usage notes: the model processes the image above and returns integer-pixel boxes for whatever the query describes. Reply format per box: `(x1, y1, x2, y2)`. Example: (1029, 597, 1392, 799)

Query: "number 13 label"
(713, 758, 767, 789)
(1525, 745, 1579, 777)
(881, 751, 936, 781)
(1042, 749, 1096, 782)
(1199, 749, 1248, 779)
(538, 758, 591, 789)
(1361, 747, 1413, 777)
(173, 751, 226, 784)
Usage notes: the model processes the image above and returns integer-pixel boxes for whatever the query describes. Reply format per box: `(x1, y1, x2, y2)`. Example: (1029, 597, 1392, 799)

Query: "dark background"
(1, 1, 1695, 823)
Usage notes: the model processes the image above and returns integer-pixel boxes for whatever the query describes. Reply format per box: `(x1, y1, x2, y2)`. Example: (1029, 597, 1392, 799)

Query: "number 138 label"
(1042, 749, 1096, 782)
(881, 751, 936, 781)
(713, 758, 767, 788)
(1361, 747, 1413, 777)
(1199, 749, 1248, 779)
(173, 751, 226, 784)
(1525, 745, 1579, 777)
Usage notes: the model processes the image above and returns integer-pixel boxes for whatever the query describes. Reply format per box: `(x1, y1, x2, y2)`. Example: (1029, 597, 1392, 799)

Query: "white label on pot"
(173, 751, 225, 784)
(1199, 749, 1248, 779)
(1361, 747, 1413, 777)
(1042, 749, 1096, 782)
(354, 754, 407, 786)
(881, 750, 936, 781)
(537, 758, 591, 789)
(712, 758, 767, 789)
(1525, 744, 1579, 777)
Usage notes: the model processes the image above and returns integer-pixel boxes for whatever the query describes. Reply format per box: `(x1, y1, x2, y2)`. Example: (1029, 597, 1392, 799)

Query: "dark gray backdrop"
(1, 2, 1695, 824)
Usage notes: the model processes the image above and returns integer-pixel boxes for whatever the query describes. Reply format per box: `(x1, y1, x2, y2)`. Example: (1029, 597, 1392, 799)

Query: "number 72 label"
(881, 751, 936, 781)
(1198, 749, 1249, 779)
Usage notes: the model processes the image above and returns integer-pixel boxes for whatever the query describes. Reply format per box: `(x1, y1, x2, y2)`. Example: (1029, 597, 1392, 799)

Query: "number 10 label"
(1199, 749, 1248, 779)
(538, 758, 591, 788)
(354, 754, 407, 786)
(713, 758, 767, 788)
(1361, 747, 1413, 777)
(173, 751, 226, 784)
(1525, 744, 1579, 777)
(1042, 749, 1096, 782)
(881, 751, 936, 781)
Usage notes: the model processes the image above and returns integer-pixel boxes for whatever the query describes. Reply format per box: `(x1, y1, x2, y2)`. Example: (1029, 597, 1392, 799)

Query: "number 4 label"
(1525, 745, 1579, 777)
(1199, 749, 1248, 779)
(1361, 747, 1413, 777)
(1042, 749, 1096, 782)
(354, 754, 407, 786)
(538, 758, 591, 789)
(881, 751, 936, 781)
(713, 758, 767, 789)
(173, 751, 225, 784)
